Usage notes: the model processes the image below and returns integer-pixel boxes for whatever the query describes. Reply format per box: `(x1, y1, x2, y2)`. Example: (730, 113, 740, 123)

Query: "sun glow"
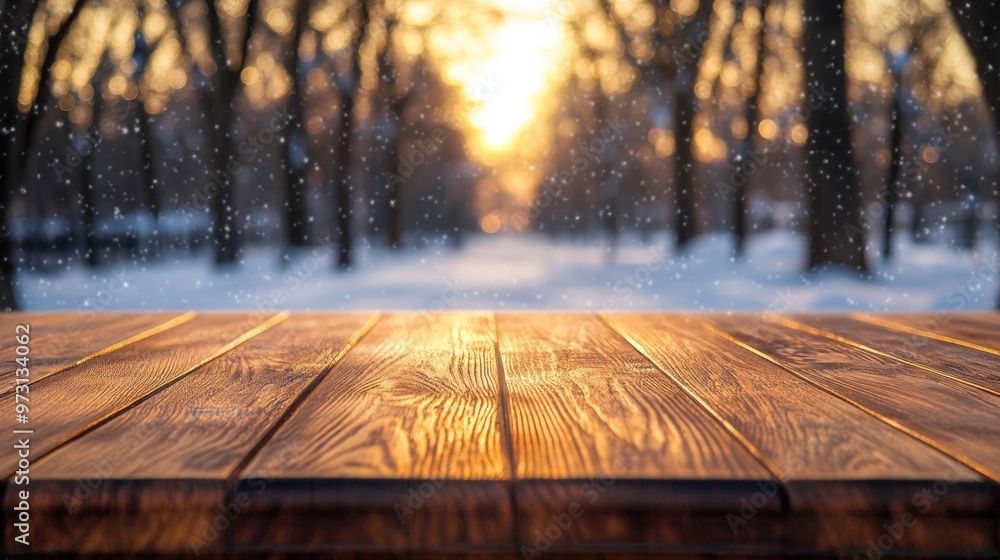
(463, 15, 564, 154)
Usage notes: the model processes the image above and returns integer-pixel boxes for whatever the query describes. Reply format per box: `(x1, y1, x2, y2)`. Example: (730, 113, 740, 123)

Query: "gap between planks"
(223, 312, 383, 489)
(771, 315, 1000, 401)
(489, 313, 522, 549)
(596, 314, 790, 497)
(850, 313, 1000, 358)
(9, 312, 290, 480)
(0, 311, 196, 397)
(696, 317, 1000, 484)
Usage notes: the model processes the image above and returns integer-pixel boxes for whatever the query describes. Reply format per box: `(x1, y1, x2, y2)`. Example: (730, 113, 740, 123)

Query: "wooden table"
(2, 312, 999, 558)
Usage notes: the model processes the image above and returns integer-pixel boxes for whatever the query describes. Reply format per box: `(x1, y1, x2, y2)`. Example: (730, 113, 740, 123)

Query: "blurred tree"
(731, 0, 767, 258)
(79, 68, 105, 267)
(132, 9, 160, 257)
(802, 0, 867, 273)
(380, 14, 416, 250)
(283, 0, 313, 252)
(882, 43, 918, 261)
(2, 0, 87, 309)
(602, 0, 713, 251)
(669, 0, 713, 251)
(0, 0, 41, 310)
(205, 0, 257, 264)
(948, 1, 1000, 307)
(331, 0, 372, 269)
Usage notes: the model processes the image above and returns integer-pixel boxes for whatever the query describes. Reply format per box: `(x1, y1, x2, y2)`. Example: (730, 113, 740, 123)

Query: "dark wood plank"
(0, 312, 194, 393)
(0, 312, 284, 479)
(852, 313, 1000, 356)
(604, 314, 993, 554)
(496, 314, 776, 556)
(704, 315, 1000, 482)
(234, 313, 512, 555)
(14, 314, 378, 556)
(782, 314, 1000, 397)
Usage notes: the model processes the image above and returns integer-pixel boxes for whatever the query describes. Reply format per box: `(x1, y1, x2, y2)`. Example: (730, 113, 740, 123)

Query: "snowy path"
(19, 231, 1000, 312)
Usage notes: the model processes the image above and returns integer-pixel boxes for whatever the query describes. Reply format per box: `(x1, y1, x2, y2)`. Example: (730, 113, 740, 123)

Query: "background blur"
(1, 0, 999, 311)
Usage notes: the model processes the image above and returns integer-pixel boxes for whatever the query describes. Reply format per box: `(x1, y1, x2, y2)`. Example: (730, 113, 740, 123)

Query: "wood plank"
(13, 313, 378, 556)
(704, 315, 1000, 482)
(234, 313, 512, 555)
(496, 314, 776, 556)
(603, 314, 993, 554)
(0, 312, 283, 479)
(852, 313, 1000, 356)
(0, 312, 85, 334)
(782, 314, 1000, 396)
(0, 312, 193, 393)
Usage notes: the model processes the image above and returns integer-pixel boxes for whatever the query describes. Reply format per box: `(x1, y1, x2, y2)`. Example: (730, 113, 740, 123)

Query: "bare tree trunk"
(0, 0, 42, 310)
(883, 91, 903, 260)
(733, 0, 767, 258)
(2, 0, 85, 308)
(131, 16, 160, 260)
(203, 0, 257, 264)
(79, 77, 104, 267)
(673, 79, 697, 249)
(19, 0, 88, 160)
(380, 17, 413, 251)
(803, 0, 867, 273)
(592, 94, 619, 255)
(948, 1, 1000, 307)
(205, 3, 237, 264)
(670, 0, 712, 252)
(136, 102, 159, 258)
(385, 108, 404, 249)
(335, 95, 355, 269)
(332, 0, 371, 269)
(283, 0, 311, 251)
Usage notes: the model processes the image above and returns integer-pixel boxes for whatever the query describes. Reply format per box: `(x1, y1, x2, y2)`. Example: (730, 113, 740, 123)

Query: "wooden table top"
(2, 312, 999, 558)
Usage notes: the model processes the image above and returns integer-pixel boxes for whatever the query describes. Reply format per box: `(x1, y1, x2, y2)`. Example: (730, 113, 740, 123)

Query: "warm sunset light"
(462, 9, 564, 154)
(4, 0, 999, 314)
(5, 2, 1000, 555)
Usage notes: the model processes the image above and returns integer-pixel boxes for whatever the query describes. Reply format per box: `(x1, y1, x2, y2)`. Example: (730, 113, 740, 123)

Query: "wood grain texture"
(603, 314, 993, 553)
(0, 312, 191, 391)
(783, 314, 1000, 396)
(234, 313, 512, 554)
(13, 314, 377, 555)
(2, 311, 999, 559)
(496, 314, 774, 555)
(852, 313, 1000, 356)
(704, 315, 1000, 482)
(0, 313, 281, 479)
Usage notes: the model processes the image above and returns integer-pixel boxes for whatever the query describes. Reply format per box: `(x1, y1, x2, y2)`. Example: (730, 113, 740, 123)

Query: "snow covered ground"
(18, 230, 1000, 312)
